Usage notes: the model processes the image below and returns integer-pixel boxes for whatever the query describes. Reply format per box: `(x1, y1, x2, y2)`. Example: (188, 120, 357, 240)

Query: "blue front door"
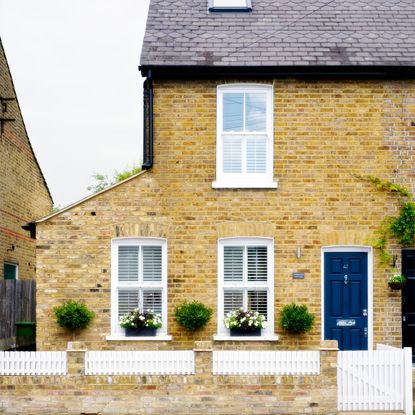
(324, 252, 368, 350)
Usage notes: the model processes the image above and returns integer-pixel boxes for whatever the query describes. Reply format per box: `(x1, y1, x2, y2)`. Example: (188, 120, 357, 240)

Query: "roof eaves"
(35, 170, 147, 224)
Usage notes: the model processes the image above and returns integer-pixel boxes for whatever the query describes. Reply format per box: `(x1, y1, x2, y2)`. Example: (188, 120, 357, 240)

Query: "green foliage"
(87, 173, 112, 193)
(355, 175, 415, 266)
(174, 301, 213, 331)
(390, 201, 415, 246)
(372, 219, 393, 265)
(114, 166, 142, 182)
(279, 303, 314, 334)
(87, 164, 141, 194)
(53, 300, 94, 332)
(388, 273, 406, 283)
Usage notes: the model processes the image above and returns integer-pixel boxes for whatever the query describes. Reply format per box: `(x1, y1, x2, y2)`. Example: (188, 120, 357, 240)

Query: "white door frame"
(321, 246, 373, 350)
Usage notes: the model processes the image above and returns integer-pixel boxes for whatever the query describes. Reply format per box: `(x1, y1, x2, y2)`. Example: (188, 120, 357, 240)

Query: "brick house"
(35, 0, 415, 353)
(0, 39, 53, 348)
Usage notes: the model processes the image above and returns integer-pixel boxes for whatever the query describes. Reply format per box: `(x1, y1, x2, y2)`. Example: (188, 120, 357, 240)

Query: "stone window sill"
(212, 180, 278, 189)
(213, 334, 279, 342)
(106, 335, 172, 341)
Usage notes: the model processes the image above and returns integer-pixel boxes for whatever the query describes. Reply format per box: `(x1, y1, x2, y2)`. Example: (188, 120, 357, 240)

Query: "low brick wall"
(0, 341, 338, 415)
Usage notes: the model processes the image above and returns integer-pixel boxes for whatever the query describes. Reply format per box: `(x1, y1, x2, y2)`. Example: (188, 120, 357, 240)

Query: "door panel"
(402, 249, 415, 362)
(324, 252, 368, 351)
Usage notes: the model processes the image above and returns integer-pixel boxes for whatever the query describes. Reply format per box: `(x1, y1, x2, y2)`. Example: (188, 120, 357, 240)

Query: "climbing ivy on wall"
(356, 174, 415, 265)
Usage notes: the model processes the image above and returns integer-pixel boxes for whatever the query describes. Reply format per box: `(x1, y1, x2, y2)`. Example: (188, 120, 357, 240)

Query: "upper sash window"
(213, 85, 276, 189)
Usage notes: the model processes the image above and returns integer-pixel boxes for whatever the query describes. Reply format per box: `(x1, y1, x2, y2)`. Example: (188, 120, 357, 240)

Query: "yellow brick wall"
(0, 41, 53, 281)
(36, 79, 415, 350)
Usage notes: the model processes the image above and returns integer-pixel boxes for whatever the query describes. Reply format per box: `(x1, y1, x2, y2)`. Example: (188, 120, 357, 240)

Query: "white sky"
(0, 0, 150, 207)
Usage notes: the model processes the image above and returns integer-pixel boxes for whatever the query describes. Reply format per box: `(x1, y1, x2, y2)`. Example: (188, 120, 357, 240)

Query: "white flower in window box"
(119, 308, 162, 337)
(224, 308, 267, 336)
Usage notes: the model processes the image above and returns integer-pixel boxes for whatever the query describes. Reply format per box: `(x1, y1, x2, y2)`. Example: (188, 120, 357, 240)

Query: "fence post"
(403, 347, 413, 415)
(66, 341, 86, 376)
(194, 340, 212, 381)
(319, 340, 338, 413)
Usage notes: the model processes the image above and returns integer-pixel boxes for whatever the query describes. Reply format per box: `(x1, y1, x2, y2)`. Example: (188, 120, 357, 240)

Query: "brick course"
(36, 79, 415, 350)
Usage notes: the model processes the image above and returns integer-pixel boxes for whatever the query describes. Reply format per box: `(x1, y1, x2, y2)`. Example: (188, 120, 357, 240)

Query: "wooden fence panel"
(212, 350, 320, 375)
(85, 351, 195, 375)
(0, 280, 36, 350)
(337, 348, 413, 415)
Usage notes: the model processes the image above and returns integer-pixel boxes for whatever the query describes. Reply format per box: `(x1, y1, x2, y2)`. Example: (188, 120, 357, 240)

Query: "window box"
(125, 327, 157, 337)
(230, 327, 261, 337)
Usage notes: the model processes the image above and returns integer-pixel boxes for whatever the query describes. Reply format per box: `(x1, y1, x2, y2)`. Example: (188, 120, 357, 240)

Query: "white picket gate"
(0, 351, 67, 375)
(85, 350, 195, 375)
(213, 350, 320, 375)
(337, 347, 412, 415)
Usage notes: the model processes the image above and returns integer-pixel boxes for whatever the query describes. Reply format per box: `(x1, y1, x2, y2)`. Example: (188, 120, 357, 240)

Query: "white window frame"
(108, 238, 169, 340)
(213, 84, 277, 189)
(208, 0, 252, 12)
(215, 237, 276, 340)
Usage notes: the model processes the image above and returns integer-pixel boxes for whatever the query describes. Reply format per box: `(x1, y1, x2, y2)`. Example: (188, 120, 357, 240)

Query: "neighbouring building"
(0, 38, 53, 349)
(35, 0, 415, 356)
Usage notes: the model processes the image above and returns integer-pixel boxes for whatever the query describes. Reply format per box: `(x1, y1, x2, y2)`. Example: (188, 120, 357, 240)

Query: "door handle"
(362, 309, 367, 317)
(344, 274, 348, 285)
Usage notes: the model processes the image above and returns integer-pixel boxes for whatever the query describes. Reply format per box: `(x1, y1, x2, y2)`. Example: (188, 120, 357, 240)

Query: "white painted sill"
(106, 335, 172, 341)
(213, 334, 279, 342)
(212, 180, 278, 189)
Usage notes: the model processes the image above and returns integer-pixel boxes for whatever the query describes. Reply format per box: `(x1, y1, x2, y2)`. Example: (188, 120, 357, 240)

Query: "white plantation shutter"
(142, 290, 163, 314)
(224, 290, 243, 316)
(142, 246, 162, 282)
(118, 290, 139, 317)
(118, 246, 139, 282)
(224, 247, 243, 282)
(247, 247, 268, 282)
(248, 290, 268, 319)
(246, 137, 267, 173)
(223, 137, 242, 173)
(219, 238, 273, 336)
(113, 239, 167, 336)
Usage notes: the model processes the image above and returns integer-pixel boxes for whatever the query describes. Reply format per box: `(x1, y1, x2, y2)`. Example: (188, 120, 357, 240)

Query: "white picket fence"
(213, 350, 320, 375)
(85, 350, 195, 375)
(0, 351, 67, 375)
(337, 346, 412, 415)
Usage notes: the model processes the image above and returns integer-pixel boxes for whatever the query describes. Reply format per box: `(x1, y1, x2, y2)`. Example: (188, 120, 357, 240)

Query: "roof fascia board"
(139, 65, 415, 80)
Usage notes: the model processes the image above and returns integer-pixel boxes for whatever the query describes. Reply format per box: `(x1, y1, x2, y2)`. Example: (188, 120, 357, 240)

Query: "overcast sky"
(0, 0, 150, 207)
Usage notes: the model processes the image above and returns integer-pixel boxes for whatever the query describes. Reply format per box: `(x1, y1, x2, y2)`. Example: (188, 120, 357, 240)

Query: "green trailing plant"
(279, 303, 314, 335)
(354, 174, 411, 198)
(390, 201, 415, 246)
(356, 175, 415, 266)
(175, 301, 212, 331)
(53, 300, 95, 339)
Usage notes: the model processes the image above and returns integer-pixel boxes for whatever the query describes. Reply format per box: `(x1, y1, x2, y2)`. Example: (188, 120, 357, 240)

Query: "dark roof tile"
(141, 0, 415, 67)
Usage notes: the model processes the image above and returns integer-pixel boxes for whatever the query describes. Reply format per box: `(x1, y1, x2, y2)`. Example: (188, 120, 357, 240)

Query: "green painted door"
(4, 263, 17, 280)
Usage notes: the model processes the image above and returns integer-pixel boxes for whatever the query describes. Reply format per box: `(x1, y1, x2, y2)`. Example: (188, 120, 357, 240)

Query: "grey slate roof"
(140, 0, 415, 67)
